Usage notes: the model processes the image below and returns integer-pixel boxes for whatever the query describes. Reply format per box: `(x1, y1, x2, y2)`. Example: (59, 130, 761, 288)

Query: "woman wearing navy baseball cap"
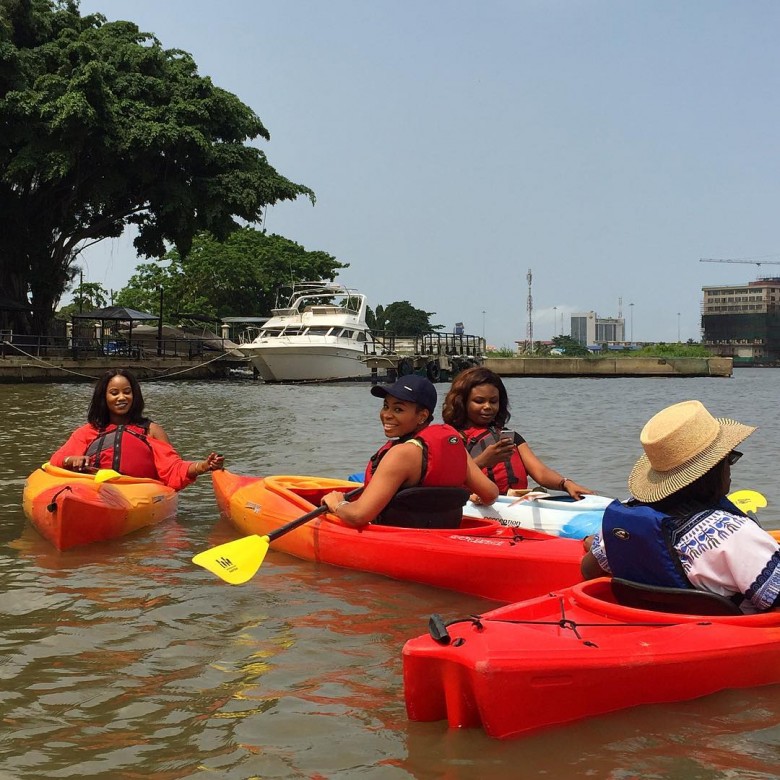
(320, 375, 498, 528)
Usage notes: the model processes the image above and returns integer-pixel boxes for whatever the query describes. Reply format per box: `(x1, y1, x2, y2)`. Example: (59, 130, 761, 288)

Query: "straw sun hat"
(628, 400, 756, 503)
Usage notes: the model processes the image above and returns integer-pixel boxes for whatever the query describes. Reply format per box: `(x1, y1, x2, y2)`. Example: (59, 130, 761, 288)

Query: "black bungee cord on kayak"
(426, 598, 697, 646)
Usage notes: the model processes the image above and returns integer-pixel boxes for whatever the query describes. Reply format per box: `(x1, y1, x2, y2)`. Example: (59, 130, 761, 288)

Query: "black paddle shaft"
(266, 486, 363, 543)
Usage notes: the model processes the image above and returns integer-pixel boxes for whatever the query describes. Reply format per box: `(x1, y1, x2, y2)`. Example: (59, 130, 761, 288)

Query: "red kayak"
(211, 470, 585, 602)
(403, 577, 780, 739)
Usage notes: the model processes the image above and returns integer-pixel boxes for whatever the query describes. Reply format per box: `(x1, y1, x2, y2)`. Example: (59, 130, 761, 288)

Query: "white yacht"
(239, 283, 375, 382)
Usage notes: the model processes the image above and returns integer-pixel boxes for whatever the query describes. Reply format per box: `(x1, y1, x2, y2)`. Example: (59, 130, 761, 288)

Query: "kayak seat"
(611, 578, 743, 616)
(373, 487, 470, 529)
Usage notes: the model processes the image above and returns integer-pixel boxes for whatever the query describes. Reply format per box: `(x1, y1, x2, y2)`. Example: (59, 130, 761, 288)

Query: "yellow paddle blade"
(94, 469, 122, 483)
(728, 489, 768, 515)
(192, 534, 270, 585)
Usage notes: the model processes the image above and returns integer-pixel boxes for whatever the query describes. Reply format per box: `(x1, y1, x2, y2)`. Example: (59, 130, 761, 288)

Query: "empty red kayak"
(403, 577, 780, 739)
(211, 470, 585, 602)
(23, 463, 178, 550)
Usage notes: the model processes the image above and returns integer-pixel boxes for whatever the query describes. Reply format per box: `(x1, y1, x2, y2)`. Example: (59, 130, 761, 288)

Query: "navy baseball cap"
(370, 375, 437, 414)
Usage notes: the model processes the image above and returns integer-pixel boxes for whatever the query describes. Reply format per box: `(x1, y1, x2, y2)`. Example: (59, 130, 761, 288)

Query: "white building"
(570, 311, 625, 347)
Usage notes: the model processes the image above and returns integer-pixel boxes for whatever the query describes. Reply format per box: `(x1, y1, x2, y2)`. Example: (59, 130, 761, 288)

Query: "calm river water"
(1, 370, 779, 779)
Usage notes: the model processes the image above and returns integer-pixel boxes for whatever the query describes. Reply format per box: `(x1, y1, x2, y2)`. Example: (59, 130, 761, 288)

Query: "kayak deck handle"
(46, 485, 72, 513)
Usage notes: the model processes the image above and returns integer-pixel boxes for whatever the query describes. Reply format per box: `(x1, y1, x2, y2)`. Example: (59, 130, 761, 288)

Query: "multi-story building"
(701, 278, 780, 363)
(570, 311, 625, 348)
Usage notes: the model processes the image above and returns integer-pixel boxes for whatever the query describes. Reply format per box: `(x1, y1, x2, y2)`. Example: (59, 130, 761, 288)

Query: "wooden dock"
(0, 353, 247, 383)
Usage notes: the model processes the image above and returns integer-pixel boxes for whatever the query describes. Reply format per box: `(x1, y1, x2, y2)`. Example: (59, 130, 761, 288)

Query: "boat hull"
(403, 577, 780, 739)
(23, 463, 178, 550)
(212, 470, 585, 602)
(466, 494, 780, 540)
(466, 493, 612, 538)
(242, 341, 371, 382)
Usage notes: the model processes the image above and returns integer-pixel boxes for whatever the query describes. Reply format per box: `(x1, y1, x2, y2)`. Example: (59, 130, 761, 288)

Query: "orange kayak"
(23, 463, 178, 550)
(211, 470, 585, 602)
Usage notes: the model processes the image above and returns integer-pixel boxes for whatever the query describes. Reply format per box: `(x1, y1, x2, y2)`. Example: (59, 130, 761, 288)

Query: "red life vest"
(461, 425, 527, 494)
(84, 422, 158, 479)
(364, 424, 468, 487)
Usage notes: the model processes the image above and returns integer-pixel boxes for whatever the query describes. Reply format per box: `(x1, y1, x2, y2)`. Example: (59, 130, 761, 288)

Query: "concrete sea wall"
(484, 356, 733, 378)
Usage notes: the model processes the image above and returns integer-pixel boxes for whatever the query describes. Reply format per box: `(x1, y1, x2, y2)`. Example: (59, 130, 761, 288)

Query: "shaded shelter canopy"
(72, 306, 159, 350)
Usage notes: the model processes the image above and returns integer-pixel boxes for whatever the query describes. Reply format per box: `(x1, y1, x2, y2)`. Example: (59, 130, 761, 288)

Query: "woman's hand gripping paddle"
(192, 487, 363, 585)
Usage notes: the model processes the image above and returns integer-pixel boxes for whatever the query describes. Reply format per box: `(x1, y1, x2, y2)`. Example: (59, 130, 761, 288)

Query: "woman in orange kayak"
(442, 366, 593, 498)
(50, 368, 223, 490)
(320, 375, 498, 527)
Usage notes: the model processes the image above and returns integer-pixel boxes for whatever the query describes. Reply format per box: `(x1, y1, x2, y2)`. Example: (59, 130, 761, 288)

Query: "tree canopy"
(0, 0, 313, 333)
(367, 301, 441, 338)
(551, 334, 591, 356)
(114, 228, 347, 319)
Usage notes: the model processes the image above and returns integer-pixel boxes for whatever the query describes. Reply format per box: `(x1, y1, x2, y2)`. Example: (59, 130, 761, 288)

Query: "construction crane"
(700, 257, 780, 267)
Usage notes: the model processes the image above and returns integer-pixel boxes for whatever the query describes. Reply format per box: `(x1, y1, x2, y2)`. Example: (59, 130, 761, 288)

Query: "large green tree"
(114, 228, 347, 319)
(367, 301, 441, 337)
(0, 0, 313, 334)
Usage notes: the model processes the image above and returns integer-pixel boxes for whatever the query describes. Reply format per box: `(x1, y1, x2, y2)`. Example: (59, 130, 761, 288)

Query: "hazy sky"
(76, 0, 780, 348)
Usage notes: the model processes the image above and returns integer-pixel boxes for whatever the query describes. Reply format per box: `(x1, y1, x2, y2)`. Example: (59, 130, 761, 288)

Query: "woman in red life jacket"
(320, 375, 498, 528)
(442, 367, 593, 498)
(49, 369, 223, 490)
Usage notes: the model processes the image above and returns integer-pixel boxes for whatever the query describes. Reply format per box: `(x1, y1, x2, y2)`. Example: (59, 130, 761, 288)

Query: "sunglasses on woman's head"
(726, 450, 743, 466)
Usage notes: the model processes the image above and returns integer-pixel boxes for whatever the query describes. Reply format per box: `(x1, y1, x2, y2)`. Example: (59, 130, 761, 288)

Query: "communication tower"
(526, 269, 533, 352)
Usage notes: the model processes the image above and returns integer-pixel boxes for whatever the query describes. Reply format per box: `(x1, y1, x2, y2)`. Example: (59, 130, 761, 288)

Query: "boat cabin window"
(305, 327, 333, 336)
(356, 332, 367, 342)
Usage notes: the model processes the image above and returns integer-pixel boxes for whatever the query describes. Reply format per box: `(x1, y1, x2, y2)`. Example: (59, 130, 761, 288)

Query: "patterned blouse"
(591, 508, 780, 612)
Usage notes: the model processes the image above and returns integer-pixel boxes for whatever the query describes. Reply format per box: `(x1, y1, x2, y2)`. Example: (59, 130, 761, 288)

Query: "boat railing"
(238, 326, 265, 344)
(415, 331, 484, 357)
(365, 330, 397, 355)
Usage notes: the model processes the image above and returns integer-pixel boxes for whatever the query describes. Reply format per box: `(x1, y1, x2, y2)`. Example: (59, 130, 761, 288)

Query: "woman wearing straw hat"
(581, 400, 780, 612)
